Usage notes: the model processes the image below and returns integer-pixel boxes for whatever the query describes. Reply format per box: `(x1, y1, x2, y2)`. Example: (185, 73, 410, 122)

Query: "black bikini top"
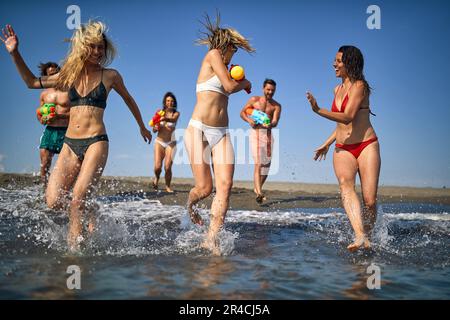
(69, 69, 107, 109)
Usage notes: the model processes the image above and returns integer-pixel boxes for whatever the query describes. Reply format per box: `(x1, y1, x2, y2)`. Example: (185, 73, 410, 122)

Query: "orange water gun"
(149, 109, 165, 129)
(229, 64, 251, 94)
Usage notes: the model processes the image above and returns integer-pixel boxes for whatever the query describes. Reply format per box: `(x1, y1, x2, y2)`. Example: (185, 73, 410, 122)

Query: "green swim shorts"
(39, 126, 68, 154)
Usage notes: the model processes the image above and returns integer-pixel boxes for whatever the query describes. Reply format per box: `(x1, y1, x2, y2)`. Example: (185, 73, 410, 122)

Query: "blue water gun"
(245, 106, 271, 126)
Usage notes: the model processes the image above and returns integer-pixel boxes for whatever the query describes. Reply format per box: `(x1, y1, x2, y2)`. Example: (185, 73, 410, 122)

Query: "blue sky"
(0, 0, 449, 187)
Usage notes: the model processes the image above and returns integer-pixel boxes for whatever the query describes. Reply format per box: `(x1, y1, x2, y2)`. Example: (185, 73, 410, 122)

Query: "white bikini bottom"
(188, 119, 228, 148)
(155, 137, 176, 149)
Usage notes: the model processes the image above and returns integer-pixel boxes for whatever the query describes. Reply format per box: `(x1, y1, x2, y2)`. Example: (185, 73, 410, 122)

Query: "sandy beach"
(1, 173, 449, 210)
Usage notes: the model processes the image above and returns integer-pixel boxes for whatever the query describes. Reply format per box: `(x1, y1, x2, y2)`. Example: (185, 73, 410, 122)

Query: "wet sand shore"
(1, 173, 449, 211)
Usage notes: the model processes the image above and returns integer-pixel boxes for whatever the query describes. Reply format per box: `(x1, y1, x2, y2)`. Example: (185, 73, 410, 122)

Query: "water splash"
(0, 186, 449, 265)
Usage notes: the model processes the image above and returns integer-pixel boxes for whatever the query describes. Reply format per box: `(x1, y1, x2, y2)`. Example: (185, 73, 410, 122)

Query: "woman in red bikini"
(306, 45, 380, 252)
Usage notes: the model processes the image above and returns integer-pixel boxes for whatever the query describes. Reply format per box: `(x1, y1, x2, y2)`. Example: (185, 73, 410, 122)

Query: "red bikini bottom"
(335, 137, 378, 159)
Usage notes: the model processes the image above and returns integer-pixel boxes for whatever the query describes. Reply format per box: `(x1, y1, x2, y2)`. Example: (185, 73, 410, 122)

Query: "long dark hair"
(39, 61, 60, 76)
(162, 92, 178, 110)
(338, 45, 371, 96)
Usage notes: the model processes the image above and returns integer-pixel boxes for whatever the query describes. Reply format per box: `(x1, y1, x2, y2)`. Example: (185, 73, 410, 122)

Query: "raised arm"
(1, 25, 58, 89)
(111, 69, 152, 144)
(306, 82, 366, 124)
(208, 49, 251, 94)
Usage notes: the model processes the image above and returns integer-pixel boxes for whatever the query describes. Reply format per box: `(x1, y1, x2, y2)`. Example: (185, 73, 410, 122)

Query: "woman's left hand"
(314, 144, 329, 161)
(140, 127, 153, 144)
(306, 91, 320, 113)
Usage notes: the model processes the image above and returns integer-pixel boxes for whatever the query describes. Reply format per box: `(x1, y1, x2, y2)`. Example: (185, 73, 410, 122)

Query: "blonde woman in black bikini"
(152, 92, 179, 193)
(184, 13, 254, 254)
(1, 22, 152, 251)
(306, 45, 380, 252)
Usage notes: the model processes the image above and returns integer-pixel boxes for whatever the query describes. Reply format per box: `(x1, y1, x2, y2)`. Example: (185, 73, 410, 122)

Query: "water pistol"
(245, 106, 271, 126)
(229, 64, 251, 94)
(36, 103, 57, 125)
(149, 109, 165, 128)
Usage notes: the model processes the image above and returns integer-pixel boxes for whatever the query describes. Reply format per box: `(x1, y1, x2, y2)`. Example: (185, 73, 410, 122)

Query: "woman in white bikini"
(152, 92, 179, 193)
(184, 13, 254, 254)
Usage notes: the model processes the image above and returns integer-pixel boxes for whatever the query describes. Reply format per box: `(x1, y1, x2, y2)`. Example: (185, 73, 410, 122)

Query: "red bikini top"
(331, 94, 349, 113)
(331, 84, 351, 113)
(331, 83, 377, 116)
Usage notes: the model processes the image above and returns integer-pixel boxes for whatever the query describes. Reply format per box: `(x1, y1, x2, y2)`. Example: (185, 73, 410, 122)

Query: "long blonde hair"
(56, 21, 117, 90)
(196, 12, 255, 54)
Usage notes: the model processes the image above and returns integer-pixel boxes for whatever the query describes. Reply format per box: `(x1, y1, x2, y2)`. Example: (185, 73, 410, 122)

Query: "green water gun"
(36, 103, 57, 125)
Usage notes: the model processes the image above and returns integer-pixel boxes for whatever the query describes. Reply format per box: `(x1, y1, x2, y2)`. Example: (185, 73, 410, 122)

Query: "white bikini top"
(196, 75, 229, 97)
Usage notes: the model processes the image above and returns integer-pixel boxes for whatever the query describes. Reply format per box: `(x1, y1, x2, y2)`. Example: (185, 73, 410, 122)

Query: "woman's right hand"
(140, 127, 153, 144)
(306, 91, 320, 113)
(240, 79, 251, 94)
(0, 25, 19, 53)
(245, 80, 252, 93)
(314, 144, 329, 161)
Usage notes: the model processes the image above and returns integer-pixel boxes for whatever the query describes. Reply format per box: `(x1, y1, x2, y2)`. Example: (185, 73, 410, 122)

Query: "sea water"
(0, 185, 449, 299)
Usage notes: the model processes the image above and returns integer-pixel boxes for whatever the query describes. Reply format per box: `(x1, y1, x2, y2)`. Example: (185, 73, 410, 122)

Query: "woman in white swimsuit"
(184, 13, 254, 255)
(152, 92, 179, 193)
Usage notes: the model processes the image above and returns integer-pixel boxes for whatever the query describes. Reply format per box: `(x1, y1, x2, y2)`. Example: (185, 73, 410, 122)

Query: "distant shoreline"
(1, 173, 449, 210)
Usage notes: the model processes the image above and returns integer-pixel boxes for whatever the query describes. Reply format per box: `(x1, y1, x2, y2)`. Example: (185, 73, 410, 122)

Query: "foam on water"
(1, 185, 450, 299)
(0, 186, 241, 256)
(0, 186, 449, 263)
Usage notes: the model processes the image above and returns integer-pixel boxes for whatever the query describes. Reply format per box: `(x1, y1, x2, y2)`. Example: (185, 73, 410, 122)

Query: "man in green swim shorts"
(37, 62, 70, 186)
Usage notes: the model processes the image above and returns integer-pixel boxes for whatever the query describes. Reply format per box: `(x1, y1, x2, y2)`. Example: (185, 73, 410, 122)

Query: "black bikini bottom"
(64, 134, 109, 161)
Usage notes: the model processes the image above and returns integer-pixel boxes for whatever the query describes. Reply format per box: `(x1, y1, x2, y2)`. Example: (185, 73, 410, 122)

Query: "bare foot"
(256, 193, 264, 204)
(67, 233, 84, 253)
(254, 189, 267, 202)
(165, 186, 174, 193)
(200, 237, 221, 256)
(188, 204, 204, 225)
(152, 178, 158, 191)
(347, 236, 371, 252)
